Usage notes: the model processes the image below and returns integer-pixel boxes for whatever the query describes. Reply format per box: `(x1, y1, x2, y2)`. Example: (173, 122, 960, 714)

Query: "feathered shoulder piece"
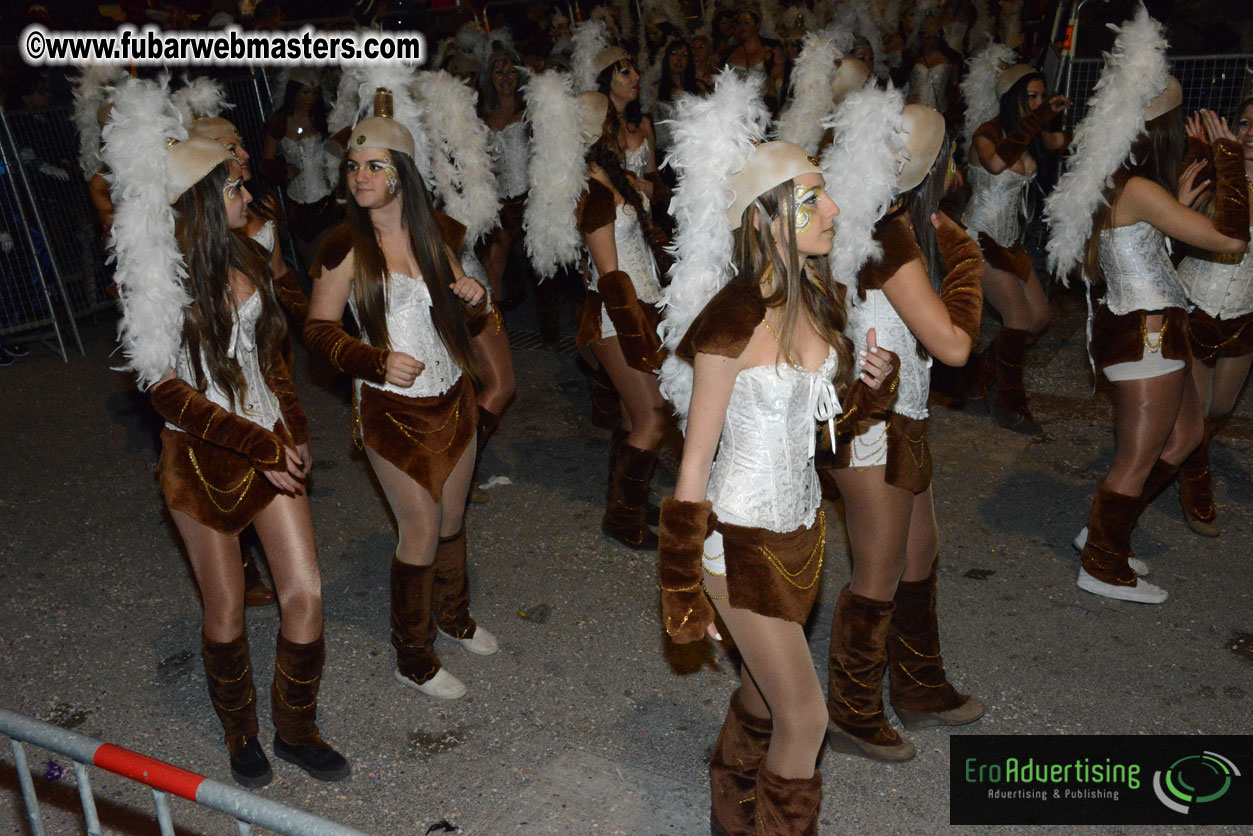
(102, 75, 189, 390)
(72, 64, 126, 181)
(172, 75, 232, 123)
(348, 63, 434, 186)
(522, 70, 586, 279)
(572, 20, 611, 93)
(1044, 4, 1168, 284)
(821, 83, 906, 288)
(657, 69, 771, 423)
(414, 71, 501, 244)
(960, 42, 1016, 151)
(774, 29, 843, 154)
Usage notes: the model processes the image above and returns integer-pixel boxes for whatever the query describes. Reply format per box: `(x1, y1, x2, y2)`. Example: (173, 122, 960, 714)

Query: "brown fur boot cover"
(271, 633, 329, 748)
(753, 764, 821, 836)
(390, 559, 441, 684)
(993, 327, 1033, 416)
(433, 528, 477, 639)
(602, 441, 659, 549)
(1177, 432, 1218, 530)
(658, 498, 716, 643)
(1138, 458, 1180, 515)
(1079, 486, 1140, 585)
(201, 632, 259, 756)
(826, 587, 903, 748)
(709, 689, 773, 836)
(888, 565, 983, 727)
(588, 363, 622, 430)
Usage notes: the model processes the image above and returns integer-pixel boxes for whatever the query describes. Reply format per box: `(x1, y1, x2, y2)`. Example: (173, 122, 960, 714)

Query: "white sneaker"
(1076, 569, 1167, 604)
(394, 667, 466, 700)
(440, 626, 499, 656)
(1072, 527, 1149, 576)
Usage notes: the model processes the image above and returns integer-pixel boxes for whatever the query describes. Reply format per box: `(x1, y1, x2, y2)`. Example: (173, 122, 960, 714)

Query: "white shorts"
(701, 529, 726, 576)
(1103, 334, 1186, 381)
(847, 419, 889, 468)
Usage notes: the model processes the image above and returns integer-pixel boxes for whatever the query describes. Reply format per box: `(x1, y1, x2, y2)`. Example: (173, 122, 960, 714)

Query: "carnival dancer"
(1045, 7, 1249, 604)
(1172, 100, 1253, 536)
(305, 73, 498, 700)
(961, 47, 1070, 433)
(105, 76, 349, 787)
(657, 71, 898, 834)
(823, 95, 987, 762)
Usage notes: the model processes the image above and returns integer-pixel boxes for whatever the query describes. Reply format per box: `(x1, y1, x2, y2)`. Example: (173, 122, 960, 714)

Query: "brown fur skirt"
(359, 376, 477, 502)
(1091, 306, 1191, 371)
(831, 413, 932, 494)
(1188, 307, 1253, 366)
(159, 421, 292, 535)
(718, 511, 826, 625)
(978, 233, 1033, 284)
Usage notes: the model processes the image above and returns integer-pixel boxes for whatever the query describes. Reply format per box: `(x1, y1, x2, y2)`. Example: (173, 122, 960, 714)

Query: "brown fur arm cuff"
(1183, 135, 1215, 183)
(934, 212, 985, 345)
(658, 498, 717, 644)
(994, 102, 1050, 167)
(598, 270, 665, 371)
(264, 353, 309, 446)
(1211, 138, 1251, 243)
(273, 269, 309, 325)
(303, 318, 390, 384)
(835, 349, 901, 433)
(578, 179, 617, 236)
(149, 378, 287, 471)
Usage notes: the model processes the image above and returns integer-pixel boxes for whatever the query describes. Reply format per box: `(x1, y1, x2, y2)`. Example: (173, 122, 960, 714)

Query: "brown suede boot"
(1077, 485, 1167, 604)
(753, 764, 821, 836)
(271, 633, 350, 781)
(391, 559, 464, 699)
(201, 632, 270, 788)
(888, 564, 985, 730)
(963, 339, 996, 415)
(826, 587, 916, 762)
(1177, 427, 1220, 536)
(993, 328, 1041, 435)
(242, 553, 276, 607)
(709, 690, 773, 836)
(434, 528, 498, 655)
(602, 441, 659, 550)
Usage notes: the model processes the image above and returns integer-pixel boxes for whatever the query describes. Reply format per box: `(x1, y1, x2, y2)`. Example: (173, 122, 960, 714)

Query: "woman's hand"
(1200, 109, 1235, 143)
(627, 171, 654, 200)
(295, 442, 312, 477)
(1044, 94, 1070, 115)
(1185, 111, 1207, 142)
(385, 352, 425, 387)
(285, 164, 299, 181)
(1176, 159, 1211, 208)
(706, 622, 723, 641)
(858, 328, 895, 389)
(450, 277, 486, 307)
(262, 445, 306, 494)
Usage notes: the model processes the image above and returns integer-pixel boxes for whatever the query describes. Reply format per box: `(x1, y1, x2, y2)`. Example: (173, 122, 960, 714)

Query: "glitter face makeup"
(793, 183, 822, 232)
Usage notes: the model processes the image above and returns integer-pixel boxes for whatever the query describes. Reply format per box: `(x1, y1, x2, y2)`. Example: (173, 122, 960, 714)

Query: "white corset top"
(280, 135, 333, 204)
(490, 121, 529, 199)
(847, 288, 930, 420)
(168, 291, 282, 433)
(910, 62, 953, 112)
(250, 219, 276, 253)
(1097, 222, 1189, 315)
(963, 165, 1033, 249)
(349, 272, 462, 398)
(707, 348, 841, 533)
(1177, 229, 1253, 319)
(588, 203, 662, 304)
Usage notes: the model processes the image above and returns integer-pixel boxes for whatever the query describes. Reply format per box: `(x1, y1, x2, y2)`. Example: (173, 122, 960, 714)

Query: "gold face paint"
(793, 184, 822, 232)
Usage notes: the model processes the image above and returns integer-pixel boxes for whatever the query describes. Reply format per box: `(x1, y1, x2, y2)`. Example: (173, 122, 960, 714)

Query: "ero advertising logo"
(1153, 750, 1241, 814)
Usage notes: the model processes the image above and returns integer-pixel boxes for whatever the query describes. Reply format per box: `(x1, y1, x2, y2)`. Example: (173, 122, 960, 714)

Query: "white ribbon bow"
(808, 376, 842, 459)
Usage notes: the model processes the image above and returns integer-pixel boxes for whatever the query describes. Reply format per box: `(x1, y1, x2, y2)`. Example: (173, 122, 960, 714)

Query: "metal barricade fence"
(1, 707, 370, 836)
(1060, 54, 1252, 129)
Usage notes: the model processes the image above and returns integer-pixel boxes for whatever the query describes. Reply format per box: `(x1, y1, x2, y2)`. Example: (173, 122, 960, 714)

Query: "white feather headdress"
(72, 64, 126, 181)
(327, 67, 360, 136)
(658, 69, 772, 423)
(572, 20, 612, 93)
(344, 64, 435, 187)
(1044, 4, 1169, 284)
(821, 83, 906, 288)
(522, 70, 587, 278)
(414, 71, 501, 243)
(959, 42, 1016, 151)
(838, 0, 886, 78)
(172, 75, 232, 123)
(774, 28, 843, 154)
(103, 75, 190, 390)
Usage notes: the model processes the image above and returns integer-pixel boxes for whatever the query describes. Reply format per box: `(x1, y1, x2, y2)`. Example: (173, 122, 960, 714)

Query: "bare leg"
(251, 493, 324, 644)
(1209, 354, 1253, 419)
(170, 509, 245, 643)
(1104, 371, 1186, 495)
(832, 466, 914, 600)
(438, 440, 477, 538)
(901, 487, 939, 583)
(591, 336, 667, 448)
(365, 448, 441, 566)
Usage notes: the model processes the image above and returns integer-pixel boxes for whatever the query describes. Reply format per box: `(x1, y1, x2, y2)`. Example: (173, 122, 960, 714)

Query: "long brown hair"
(344, 150, 481, 384)
(586, 107, 668, 269)
(1082, 108, 1186, 285)
(174, 160, 287, 410)
(732, 181, 854, 392)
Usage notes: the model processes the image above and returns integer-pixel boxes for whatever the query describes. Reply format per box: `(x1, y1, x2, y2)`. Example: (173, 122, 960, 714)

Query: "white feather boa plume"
(327, 67, 360, 135)
(72, 64, 125, 181)
(347, 63, 434, 187)
(658, 70, 771, 424)
(838, 0, 886, 78)
(1045, 4, 1168, 284)
(103, 75, 189, 390)
(774, 29, 842, 154)
(960, 42, 1016, 151)
(821, 83, 905, 288)
(572, 20, 611, 93)
(522, 70, 586, 278)
(172, 75, 232, 122)
(414, 71, 501, 243)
